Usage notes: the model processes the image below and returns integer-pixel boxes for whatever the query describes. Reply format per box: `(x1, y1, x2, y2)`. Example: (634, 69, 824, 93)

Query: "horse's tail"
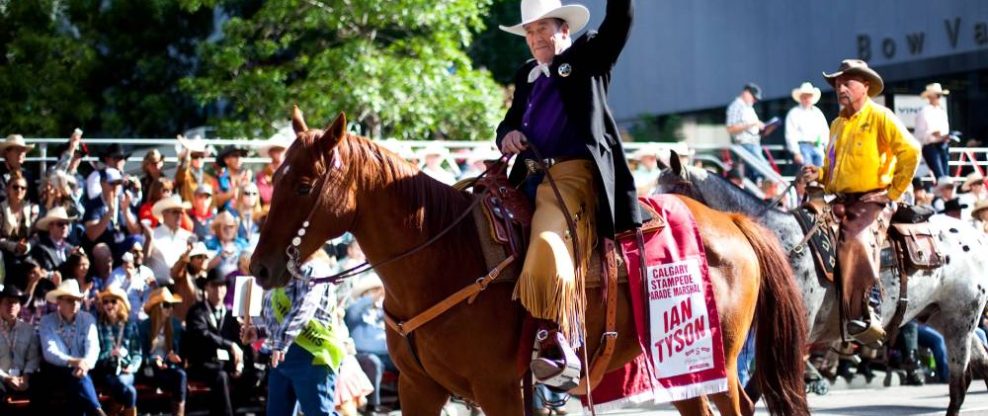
(731, 213, 809, 416)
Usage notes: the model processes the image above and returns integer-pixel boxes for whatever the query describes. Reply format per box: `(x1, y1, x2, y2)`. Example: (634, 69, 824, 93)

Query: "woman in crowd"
(0, 173, 39, 287)
(139, 177, 186, 229)
(94, 286, 143, 416)
(212, 146, 251, 212)
(139, 287, 187, 416)
(230, 182, 263, 245)
(255, 137, 290, 209)
(139, 150, 165, 205)
(188, 185, 215, 241)
(19, 258, 58, 327)
(59, 249, 94, 312)
(205, 211, 248, 280)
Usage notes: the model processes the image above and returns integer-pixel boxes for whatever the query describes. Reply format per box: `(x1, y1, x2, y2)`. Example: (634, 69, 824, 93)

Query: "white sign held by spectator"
(232, 275, 264, 318)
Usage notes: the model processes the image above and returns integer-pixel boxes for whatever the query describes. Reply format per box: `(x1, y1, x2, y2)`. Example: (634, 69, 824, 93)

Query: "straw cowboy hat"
(177, 134, 209, 154)
(962, 172, 985, 192)
(144, 287, 183, 314)
(35, 206, 78, 230)
(921, 82, 950, 98)
(499, 0, 590, 37)
(823, 59, 884, 98)
(46, 279, 86, 303)
(152, 195, 192, 218)
(791, 82, 822, 104)
(971, 199, 988, 218)
(0, 134, 35, 153)
(97, 285, 132, 313)
(351, 273, 383, 298)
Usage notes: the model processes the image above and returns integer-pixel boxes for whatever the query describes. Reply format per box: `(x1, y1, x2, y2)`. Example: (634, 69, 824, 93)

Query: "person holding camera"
(82, 168, 142, 263)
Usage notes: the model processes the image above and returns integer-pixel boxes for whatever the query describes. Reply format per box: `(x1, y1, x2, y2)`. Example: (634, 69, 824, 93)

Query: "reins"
(294, 153, 511, 285)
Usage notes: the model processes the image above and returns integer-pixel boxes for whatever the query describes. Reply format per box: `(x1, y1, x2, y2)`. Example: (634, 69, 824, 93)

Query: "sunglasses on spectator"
(52, 221, 70, 228)
(162, 303, 174, 309)
(243, 191, 258, 196)
(10, 185, 27, 191)
(163, 209, 182, 215)
(102, 299, 118, 305)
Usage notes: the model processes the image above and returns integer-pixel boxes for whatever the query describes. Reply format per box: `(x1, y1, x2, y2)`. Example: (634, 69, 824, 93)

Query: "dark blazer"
(30, 235, 75, 272)
(183, 301, 241, 369)
(496, 0, 640, 237)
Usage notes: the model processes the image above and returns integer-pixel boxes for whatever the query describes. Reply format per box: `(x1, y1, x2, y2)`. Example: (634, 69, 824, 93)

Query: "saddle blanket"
(584, 195, 727, 411)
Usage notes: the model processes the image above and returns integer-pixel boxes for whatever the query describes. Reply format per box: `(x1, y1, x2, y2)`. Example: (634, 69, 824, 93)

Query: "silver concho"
(558, 63, 572, 77)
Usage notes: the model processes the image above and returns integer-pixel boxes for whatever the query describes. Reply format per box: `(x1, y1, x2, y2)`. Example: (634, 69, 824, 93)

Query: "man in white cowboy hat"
(959, 171, 987, 219)
(0, 134, 38, 204)
(145, 195, 194, 281)
(495, 0, 640, 387)
(784, 82, 830, 168)
(256, 137, 293, 208)
(914, 82, 952, 180)
(419, 143, 457, 185)
(37, 279, 104, 415)
(800, 59, 919, 347)
(631, 143, 662, 196)
(174, 134, 216, 204)
(29, 206, 78, 272)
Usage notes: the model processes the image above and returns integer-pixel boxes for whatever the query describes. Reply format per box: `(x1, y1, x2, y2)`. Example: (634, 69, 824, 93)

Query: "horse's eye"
(297, 184, 313, 195)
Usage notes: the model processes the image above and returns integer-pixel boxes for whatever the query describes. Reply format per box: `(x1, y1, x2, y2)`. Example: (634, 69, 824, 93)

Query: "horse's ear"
(291, 105, 308, 134)
(318, 112, 347, 151)
(670, 150, 684, 176)
(656, 151, 670, 170)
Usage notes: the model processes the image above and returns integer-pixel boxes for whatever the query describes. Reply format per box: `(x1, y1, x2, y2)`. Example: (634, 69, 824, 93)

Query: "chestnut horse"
(250, 109, 809, 415)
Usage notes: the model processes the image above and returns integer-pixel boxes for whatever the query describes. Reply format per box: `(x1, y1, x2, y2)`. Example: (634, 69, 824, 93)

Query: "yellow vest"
(819, 100, 920, 201)
(271, 288, 345, 369)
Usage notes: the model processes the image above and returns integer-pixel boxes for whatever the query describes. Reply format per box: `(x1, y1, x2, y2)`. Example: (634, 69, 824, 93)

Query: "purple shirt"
(521, 74, 586, 159)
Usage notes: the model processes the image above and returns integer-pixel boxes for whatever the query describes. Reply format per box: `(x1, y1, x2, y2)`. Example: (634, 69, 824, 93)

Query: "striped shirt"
(258, 261, 338, 352)
(726, 97, 761, 145)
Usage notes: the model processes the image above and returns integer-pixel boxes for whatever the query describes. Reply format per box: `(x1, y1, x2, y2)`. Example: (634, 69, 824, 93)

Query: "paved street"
(437, 372, 988, 415)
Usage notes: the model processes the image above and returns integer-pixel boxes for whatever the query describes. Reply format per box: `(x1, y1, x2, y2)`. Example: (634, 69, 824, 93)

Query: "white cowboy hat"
(418, 143, 450, 159)
(259, 137, 293, 158)
(188, 242, 211, 258)
(351, 273, 383, 298)
(0, 134, 35, 153)
(920, 82, 950, 98)
(152, 195, 192, 218)
(35, 206, 78, 230)
(630, 143, 663, 160)
(45, 279, 86, 303)
(499, 0, 590, 37)
(177, 134, 208, 154)
(961, 172, 985, 192)
(791, 82, 822, 105)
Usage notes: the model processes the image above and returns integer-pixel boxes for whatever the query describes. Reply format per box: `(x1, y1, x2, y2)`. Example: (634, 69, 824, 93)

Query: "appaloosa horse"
(251, 108, 809, 415)
(657, 155, 988, 415)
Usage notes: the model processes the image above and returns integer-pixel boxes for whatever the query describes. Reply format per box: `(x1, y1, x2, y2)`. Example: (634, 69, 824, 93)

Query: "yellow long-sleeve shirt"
(819, 100, 920, 201)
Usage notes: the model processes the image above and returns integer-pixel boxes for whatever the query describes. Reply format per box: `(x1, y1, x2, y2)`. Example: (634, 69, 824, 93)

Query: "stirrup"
(531, 330, 581, 390)
(846, 319, 885, 348)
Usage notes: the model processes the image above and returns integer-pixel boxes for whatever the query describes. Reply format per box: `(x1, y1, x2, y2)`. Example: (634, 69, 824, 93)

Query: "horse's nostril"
(255, 265, 269, 280)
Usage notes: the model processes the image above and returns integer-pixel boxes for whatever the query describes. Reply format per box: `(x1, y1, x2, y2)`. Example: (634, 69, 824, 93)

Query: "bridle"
(283, 151, 510, 286)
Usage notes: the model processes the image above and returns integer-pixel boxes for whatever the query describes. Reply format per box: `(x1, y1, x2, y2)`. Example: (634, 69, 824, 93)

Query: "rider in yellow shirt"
(801, 59, 920, 346)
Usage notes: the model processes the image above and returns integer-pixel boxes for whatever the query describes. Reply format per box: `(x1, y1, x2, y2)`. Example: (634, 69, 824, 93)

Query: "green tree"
(181, 0, 506, 141)
(468, 0, 531, 85)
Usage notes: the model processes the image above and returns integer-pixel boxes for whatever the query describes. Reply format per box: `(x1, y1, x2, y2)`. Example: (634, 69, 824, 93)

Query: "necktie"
(528, 64, 551, 83)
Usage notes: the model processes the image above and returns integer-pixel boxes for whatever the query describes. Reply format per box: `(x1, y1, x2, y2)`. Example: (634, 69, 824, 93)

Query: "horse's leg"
(473, 381, 523, 416)
(925, 312, 977, 416)
(397, 373, 450, 415)
(673, 397, 714, 416)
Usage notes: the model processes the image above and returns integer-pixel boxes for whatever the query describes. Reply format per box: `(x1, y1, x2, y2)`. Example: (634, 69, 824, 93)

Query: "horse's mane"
(688, 166, 780, 215)
(334, 134, 474, 233)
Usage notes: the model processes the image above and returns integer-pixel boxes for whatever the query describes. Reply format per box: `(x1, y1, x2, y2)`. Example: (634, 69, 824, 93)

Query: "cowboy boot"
(531, 330, 581, 391)
(847, 289, 885, 347)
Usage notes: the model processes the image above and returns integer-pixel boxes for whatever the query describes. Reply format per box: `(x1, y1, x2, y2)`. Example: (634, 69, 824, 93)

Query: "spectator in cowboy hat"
(212, 145, 251, 213)
(175, 135, 215, 204)
(256, 137, 293, 208)
(30, 206, 78, 273)
(0, 172, 40, 287)
(0, 284, 40, 410)
(170, 241, 210, 321)
(138, 287, 187, 416)
(915, 83, 952, 180)
(970, 199, 988, 233)
(419, 143, 457, 185)
(784, 82, 830, 169)
(961, 172, 987, 200)
(631, 143, 663, 196)
(0, 134, 39, 204)
(189, 184, 216, 241)
(93, 285, 142, 416)
(37, 279, 103, 415)
(82, 167, 142, 262)
(494, 0, 642, 387)
(84, 143, 133, 202)
(146, 195, 194, 283)
(932, 175, 956, 213)
(940, 198, 967, 220)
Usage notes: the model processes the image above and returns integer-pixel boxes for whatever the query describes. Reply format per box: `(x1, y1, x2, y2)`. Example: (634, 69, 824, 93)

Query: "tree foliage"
(468, 0, 531, 85)
(181, 0, 506, 141)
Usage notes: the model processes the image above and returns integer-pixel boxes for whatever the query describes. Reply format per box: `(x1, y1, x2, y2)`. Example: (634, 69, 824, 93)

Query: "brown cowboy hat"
(822, 59, 884, 98)
(961, 172, 985, 192)
(971, 199, 988, 218)
(144, 287, 183, 314)
(97, 285, 132, 314)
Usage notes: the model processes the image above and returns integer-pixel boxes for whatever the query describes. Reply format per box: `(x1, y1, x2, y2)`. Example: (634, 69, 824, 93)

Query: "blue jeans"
(533, 383, 567, 410)
(99, 372, 137, 407)
(739, 143, 769, 182)
(736, 328, 756, 387)
(798, 142, 824, 168)
(918, 324, 949, 381)
(147, 365, 187, 403)
(976, 328, 988, 349)
(46, 365, 102, 415)
(267, 344, 339, 416)
(922, 141, 950, 179)
(356, 352, 397, 407)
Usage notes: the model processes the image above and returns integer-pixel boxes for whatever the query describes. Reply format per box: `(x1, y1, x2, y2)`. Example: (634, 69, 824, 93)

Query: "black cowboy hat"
(216, 145, 249, 168)
(195, 267, 227, 290)
(0, 285, 28, 304)
(98, 143, 132, 160)
(940, 198, 968, 214)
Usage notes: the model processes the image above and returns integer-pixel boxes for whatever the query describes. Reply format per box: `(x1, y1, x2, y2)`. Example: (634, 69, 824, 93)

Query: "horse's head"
(655, 150, 707, 203)
(251, 107, 358, 288)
